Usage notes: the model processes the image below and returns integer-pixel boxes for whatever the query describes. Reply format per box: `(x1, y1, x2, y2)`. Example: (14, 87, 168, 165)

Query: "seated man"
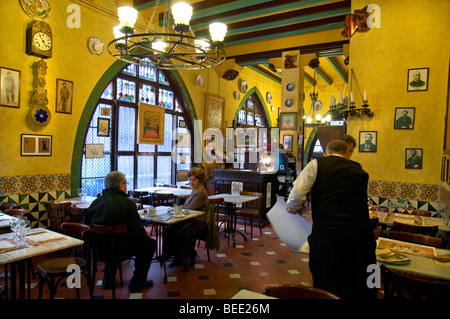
(83, 171, 157, 292)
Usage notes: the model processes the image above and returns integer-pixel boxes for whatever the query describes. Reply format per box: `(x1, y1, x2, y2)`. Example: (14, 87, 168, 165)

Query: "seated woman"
(167, 167, 215, 271)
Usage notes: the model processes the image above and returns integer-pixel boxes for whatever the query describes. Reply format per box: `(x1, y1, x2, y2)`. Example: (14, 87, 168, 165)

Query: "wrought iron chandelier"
(108, 0, 227, 70)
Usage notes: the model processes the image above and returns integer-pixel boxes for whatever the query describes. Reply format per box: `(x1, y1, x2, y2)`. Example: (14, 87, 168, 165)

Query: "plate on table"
(172, 213, 186, 218)
(376, 251, 410, 264)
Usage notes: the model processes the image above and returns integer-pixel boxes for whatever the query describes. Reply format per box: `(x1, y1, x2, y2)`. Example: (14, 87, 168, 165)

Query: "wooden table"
(209, 194, 259, 246)
(0, 228, 84, 299)
(139, 206, 204, 283)
(0, 212, 14, 230)
(135, 187, 192, 197)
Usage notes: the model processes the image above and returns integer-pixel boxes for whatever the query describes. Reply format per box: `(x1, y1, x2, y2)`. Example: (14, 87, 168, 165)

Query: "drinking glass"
(77, 188, 86, 201)
(18, 217, 30, 247)
(9, 217, 21, 243)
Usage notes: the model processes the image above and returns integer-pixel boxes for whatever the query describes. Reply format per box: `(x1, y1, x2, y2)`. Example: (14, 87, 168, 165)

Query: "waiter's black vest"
(311, 155, 369, 226)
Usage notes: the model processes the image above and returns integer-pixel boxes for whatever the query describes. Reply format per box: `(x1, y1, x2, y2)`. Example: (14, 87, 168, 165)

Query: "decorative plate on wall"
(20, 0, 51, 20)
(286, 83, 295, 91)
(313, 100, 323, 111)
(31, 106, 51, 126)
(240, 80, 248, 93)
(285, 99, 293, 107)
(196, 74, 204, 88)
(234, 91, 240, 100)
(88, 37, 104, 55)
(266, 92, 272, 104)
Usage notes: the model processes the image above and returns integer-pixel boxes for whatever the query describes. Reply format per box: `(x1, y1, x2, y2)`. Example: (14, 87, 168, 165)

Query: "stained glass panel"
(101, 82, 113, 100)
(159, 88, 173, 110)
(139, 83, 156, 104)
(117, 78, 136, 103)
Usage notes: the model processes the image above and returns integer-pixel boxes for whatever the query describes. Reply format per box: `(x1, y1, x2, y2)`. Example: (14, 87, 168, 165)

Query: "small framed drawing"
(56, 78, 74, 114)
(407, 68, 428, 92)
(283, 135, 293, 152)
(280, 112, 297, 130)
(394, 107, 415, 129)
(97, 118, 110, 137)
(405, 148, 422, 169)
(85, 144, 103, 158)
(359, 131, 377, 152)
(178, 119, 186, 128)
(0, 67, 21, 108)
(21, 134, 52, 156)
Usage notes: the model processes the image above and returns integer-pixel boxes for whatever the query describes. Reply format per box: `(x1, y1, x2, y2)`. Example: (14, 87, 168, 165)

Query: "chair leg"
(207, 247, 210, 262)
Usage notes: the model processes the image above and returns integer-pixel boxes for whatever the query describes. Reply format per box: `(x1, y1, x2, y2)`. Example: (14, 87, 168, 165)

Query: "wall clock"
(26, 20, 53, 59)
(88, 37, 104, 55)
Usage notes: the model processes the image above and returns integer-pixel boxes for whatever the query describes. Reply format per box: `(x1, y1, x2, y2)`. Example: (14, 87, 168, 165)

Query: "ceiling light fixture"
(108, 0, 227, 70)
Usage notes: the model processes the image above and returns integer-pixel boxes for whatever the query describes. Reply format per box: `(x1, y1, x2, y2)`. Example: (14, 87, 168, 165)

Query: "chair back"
(127, 191, 150, 205)
(381, 265, 450, 299)
(60, 222, 91, 257)
(153, 192, 176, 207)
(4, 208, 30, 219)
(387, 231, 442, 248)
(90, 224, 128, 262)
(373, 207, 389, 212)
(129, 198, 143, 210)
(411, 210, 431, 217)
(48, 200, 72, 231)
(180, 185, 192, 189)
(263, 284, 341, 299)
(163, 184, 177, 188)
(1, 202, 21, 212)
(392, 221, 438, 236)
(239, 191, 262, 215)
(70, 204, 87, 223)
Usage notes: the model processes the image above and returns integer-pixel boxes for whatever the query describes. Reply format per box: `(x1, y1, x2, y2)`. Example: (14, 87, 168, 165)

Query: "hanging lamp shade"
(117, 6, 138, 28)
(172, 2, 193, 26)
(209, 22, 227, 42)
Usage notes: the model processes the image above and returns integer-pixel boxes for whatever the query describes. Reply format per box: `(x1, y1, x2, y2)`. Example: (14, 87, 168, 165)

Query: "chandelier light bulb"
(306, 117, 313, 124)
(117, 6, 138, 28)
(195, 39, 210, 53)
(315, 114, 322, 121)
(172, 2, 193, 26)
(209, 22, 227, 42)
(152, 39, 167, 52)
(113, 25, 125, 43)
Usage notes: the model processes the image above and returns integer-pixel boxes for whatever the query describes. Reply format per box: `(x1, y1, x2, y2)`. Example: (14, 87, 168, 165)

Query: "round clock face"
(33, 32, 52, 51)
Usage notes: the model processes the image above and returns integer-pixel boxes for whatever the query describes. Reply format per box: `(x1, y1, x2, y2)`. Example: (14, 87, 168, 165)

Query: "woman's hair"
(104, 171, 126, 189)
(188, 167, 206, 184)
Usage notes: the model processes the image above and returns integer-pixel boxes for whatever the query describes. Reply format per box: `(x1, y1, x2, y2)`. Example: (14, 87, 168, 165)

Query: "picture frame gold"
(280, 112, 297, 130)
(0, 67, 21, 108)
(138, 102, 165, 145)
(55, 78, 73, 114)
(205, 93, 225, 130)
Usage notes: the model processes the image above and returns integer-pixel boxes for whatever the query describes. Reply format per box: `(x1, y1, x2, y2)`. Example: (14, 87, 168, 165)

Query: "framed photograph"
(405, 148, 423, 169)
(297, 134, 303, 146)
(178, 119, 186, 128)
(85, 144, 103, 158)
(97, 118, 110, 137)
(56, 78, 73, 114)
(138, 102, 165, 145)
(407, 68, 429, 92)
(21, 134, 52, 156)
(280, 112, 297, 130)
(283, 135, 293, 152)
(205, 93, 225, 130)
(394, 107, 415, 129)
(101, 107, 111, 116)
(359, 131, 377, 152)
(0, 67, 20, 108)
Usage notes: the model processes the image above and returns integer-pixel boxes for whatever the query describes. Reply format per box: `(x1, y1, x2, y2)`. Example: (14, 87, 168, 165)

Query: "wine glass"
(9, 217, 21, 243)
(77, 188, 86, 201)
(18, 217, 30, 247)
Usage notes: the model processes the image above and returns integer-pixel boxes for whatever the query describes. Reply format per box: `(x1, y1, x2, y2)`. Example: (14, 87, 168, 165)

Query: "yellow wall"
(348, 0, 450, 185)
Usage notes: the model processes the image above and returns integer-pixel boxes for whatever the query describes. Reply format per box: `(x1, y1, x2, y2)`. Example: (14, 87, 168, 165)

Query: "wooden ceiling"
(133, 0, 351, 84)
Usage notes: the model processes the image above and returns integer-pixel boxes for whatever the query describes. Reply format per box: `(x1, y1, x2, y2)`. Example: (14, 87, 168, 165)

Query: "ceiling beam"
(326, 56, 348, 83)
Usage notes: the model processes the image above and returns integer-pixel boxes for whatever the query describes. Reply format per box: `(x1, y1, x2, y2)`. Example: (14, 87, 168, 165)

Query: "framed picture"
(359, 131, 377, 152)
(407, 68, 429, 92)
(280, 112, 297, 130)
(405, 148, 422, 169)
(101, 107, 111, 116)
(235, 127, 258, 148)
(205, 93, 225, 130)
(85, 144, 103, 158)
(297, 134, 303, 146)
(394, 107, 415, 129)
(97, 118, 110, 137)
(178, 119, 186, 128)
(138, 102, 165, 145)
(56, 78, 73, 114)
(283, 135, 293, 152)
(21, 134, 52, 156)
(0, 67, 20, 108)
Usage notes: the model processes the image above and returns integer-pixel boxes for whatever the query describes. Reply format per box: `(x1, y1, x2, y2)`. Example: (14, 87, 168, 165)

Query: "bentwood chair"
(263, 284, 341, 299)
(387, 231, 442, 248)
(70, 204, 87, 223)
(90, 224, 134, 299)
(153, 192, 176, 207)
(411, 210, 432, 217)
(48, 200, 72, 231)
(1, 202, 21, 212)
(381, 264, 450, 299)
(391, 221, 438, 237)
(127, 190, 150, 205)
(236, 191, 263, 240)
(36, 222, 92, 299)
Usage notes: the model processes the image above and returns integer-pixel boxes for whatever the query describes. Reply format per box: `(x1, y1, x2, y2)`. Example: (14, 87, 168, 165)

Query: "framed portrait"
(283, 135, 293, 152)
(56, 78, 73, 114)
(138, 102, 165, 145)
(0, 67, 20, 108)
(85, 144, 103, 158)
(101, 107, 111, 116)
(297, 134, 303, 146)
(178, 119, 186, 128)
(405, 148, 423, 169)
(21, 134, 52, 156)
(280, 112, 297, 130)
(394, 107, 415, 129)
(359, 131, 377, 152)
(407, 68, 429, 92)
(205, 93, 225, 130)
(97, 118, 110, 137)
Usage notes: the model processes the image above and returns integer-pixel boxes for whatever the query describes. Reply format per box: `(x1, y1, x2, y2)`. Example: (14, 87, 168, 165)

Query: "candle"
(350, 92, 353, 103)
(339, 94, 342, 104)
(330, 96, 334, 106)
(363, 90, 367, 101)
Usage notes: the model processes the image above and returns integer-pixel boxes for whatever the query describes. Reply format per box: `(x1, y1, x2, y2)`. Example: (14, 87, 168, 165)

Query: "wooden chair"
(391, 221, 438, 237)
(1, 202, 21, 212)
(129, 198, 143, 210)
(209, 197, 230, 245)
(4, 208, 31, 219)
(70, 204, 87, 223)
(36, 222, 92, 299)
(370, 217, 382, 239)
(153, 192, 175, 207)
(48, 200, 72, 231)
(180, 185, 192, 189)
(236, 191, 263, 240)
(163, 184, 177, 188)
(263, 284, 341, 299)
(373, 207, 389, 212)
(127, 190, 150, 205)
(387, 231, 442, 248)
(90, 224, 134, 299)
(381, 264, 450, 299)
(411, 210, 432, 217)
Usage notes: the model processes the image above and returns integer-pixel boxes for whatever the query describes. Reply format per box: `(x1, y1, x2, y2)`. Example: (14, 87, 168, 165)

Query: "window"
(80, 65, 192, 196)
